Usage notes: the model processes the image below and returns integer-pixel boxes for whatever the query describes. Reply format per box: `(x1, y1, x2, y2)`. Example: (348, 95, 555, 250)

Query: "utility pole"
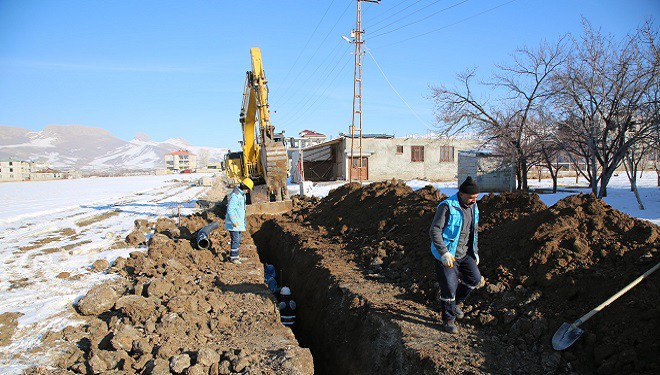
(348, 0, 379, 182)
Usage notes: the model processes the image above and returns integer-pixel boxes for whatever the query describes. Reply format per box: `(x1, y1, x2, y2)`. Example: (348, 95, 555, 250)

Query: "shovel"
(552, 261, 660, 351)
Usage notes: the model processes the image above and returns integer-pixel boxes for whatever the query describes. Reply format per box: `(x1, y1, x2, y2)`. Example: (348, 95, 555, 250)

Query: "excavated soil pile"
(292, 182, 659, 374)
(477, 193, 659, 374)
(47, 214, 313, 375)
(295, 180, 447, 304)
(38, 180, 658, 375)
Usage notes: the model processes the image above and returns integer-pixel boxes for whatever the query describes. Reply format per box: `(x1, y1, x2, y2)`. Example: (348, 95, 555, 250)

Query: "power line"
(285, 49, 354, 128)
(370, 0, 470, 39)
(371, 0, 518, 49)
(277, 0, 354, 103)
(276, 43, 351, 124)
(366, 48, 431, 128)
(275, 38, 345, 109)
(369, 0, 448, 35)
(365, 0, 426, 28)
(279, 0, 338, 86)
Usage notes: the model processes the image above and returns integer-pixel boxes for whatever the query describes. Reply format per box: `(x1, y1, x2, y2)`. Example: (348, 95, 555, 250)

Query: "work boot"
(230, 258, 242, 265)
(443, 320, 458, 335)
(455, 305, 465, 320)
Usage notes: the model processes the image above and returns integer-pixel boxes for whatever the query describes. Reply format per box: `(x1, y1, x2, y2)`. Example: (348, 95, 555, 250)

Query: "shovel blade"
(552, 322, 584, 351)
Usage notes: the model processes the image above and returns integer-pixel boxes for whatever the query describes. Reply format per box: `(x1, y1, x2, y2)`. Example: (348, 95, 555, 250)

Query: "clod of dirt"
(75, 284, 119, 316)
(91, 259, 110, 272)
(0, 312, 23, 346)
(125, 229, 146, 247)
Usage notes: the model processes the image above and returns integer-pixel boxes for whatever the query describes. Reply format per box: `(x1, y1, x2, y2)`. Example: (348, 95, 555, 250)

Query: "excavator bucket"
(261, 142, 289, 202)
(246, 199, 293, 216)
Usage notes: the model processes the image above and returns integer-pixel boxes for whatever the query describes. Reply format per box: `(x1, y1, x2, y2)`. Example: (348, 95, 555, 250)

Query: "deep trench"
(250, 219, 437, 375)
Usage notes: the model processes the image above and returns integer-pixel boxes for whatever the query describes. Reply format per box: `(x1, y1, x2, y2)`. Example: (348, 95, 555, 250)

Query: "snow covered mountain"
(0, 125, 229, 171)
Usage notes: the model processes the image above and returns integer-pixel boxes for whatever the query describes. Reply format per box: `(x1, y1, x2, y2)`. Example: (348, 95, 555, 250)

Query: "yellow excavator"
(225, 48, 290, 210)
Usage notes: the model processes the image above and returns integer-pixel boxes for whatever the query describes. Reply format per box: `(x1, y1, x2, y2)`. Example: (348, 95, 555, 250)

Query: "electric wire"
(277, 0, 354, 105)
(370, 0, 470, 39)
(279, 0, 338, 87)
(277, 43, 352, 125)
(371, 0, 518, 49)
(368, 0, 449, 35)
(364, 0, 425, 28)
(366, 48, 432, 128)
(275, 38, 345, 109)
(284, 49, 354, 128)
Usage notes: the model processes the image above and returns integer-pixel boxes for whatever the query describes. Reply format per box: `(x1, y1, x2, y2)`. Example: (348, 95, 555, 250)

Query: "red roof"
(166, 149, 195, 156)
(299, 130, 326, 138)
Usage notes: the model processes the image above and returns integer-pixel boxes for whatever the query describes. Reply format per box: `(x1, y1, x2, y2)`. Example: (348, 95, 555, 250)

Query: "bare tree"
(528, 112, 564, 193)
(551, 18, 658, 198)
(624, 135, 651, 209)
(430, 39, 565, 190)
(198, 149, 210, 169)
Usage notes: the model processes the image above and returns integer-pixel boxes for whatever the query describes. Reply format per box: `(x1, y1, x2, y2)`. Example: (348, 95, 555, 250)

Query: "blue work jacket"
(225, 187, 246, 232)
(430, 193, 479, 260)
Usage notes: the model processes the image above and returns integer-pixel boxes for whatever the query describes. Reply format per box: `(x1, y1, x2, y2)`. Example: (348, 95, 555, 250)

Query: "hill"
(0, 125, 229, 171)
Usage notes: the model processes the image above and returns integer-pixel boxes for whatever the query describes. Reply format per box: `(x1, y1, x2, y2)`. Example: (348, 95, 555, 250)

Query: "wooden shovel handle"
(576, 262, 660, 326)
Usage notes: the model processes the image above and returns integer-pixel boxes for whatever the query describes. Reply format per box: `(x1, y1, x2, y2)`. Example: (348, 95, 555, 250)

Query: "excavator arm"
(235, 48, 289, 202)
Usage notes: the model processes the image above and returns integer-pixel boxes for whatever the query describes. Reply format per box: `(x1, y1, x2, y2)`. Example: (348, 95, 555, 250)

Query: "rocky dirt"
(31, 179, 658, 374)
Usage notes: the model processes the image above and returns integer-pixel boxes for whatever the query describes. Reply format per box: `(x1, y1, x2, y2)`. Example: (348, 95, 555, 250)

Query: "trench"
(250, 218, 437, 375)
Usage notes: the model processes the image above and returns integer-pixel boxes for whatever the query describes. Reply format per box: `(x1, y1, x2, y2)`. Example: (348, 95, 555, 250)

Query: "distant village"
(0, 160, 82, 182)
(1, 128, 556, 193)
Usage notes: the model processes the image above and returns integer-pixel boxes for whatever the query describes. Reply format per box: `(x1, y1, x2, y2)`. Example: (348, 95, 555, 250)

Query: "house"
(0, 159, 73, 182)
(0, 159, 31, 181)
(288, 130, 328, 183)
(301, 135, 482, 182)
(457, 149, 516, 192)
(165, 150, 197, 173)
(30, 167, 64, 181)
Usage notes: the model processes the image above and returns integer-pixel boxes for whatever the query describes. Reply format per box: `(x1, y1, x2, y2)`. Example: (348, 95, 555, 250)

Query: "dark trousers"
(229, 231, 242, 260)
(435, 255, 481, 323)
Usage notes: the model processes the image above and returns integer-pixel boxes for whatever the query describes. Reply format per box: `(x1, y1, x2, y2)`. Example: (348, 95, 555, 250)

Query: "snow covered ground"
(0, 173, 214, 373)
(0, 172, 657, 373)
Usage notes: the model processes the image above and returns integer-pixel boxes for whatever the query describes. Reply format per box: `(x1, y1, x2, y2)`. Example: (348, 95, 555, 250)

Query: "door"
(350, 157, 368, 181)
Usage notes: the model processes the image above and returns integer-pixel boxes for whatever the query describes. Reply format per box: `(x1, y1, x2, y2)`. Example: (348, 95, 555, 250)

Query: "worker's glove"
(475, 254, 480, 266)
(441, 253, 455, 268)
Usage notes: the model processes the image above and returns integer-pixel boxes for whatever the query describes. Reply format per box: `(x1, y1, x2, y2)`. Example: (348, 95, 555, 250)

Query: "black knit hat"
(459, 176, 479, 194)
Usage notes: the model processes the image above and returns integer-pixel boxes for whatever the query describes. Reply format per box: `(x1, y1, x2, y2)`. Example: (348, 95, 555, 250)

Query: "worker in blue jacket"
(264, 263, 280, 294)
(429, 176, 481, 334)
(225, 178, 253, 264)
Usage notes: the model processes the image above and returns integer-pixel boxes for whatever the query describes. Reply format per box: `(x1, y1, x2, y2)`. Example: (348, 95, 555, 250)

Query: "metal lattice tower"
(349, 0, 379, 182)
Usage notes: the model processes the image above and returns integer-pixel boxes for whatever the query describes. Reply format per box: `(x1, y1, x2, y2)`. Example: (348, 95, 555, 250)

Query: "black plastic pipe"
(196, 222, 219, 249)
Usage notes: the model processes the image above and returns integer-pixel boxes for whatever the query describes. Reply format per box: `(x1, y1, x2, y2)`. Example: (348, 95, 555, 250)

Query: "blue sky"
(0, 0, 658, 150)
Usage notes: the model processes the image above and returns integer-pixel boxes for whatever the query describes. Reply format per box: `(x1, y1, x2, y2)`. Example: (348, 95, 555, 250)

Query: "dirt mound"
(49, 214, 313, 375)
(477, 193, 659, 373)
(478, 191, 547, 233)
(41, 181, 658, 374)
(295, 180, 446, 302)
(292, 183, 659, 374)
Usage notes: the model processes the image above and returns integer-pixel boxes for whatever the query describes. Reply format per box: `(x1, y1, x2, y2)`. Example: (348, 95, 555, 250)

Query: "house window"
(439, 146, 455, 162)
(411, 146, 424, 162)
(396, 145, 403, 154)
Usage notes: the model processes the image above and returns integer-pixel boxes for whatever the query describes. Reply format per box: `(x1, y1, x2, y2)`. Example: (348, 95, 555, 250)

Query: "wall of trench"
(250, 218, 437, 375)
